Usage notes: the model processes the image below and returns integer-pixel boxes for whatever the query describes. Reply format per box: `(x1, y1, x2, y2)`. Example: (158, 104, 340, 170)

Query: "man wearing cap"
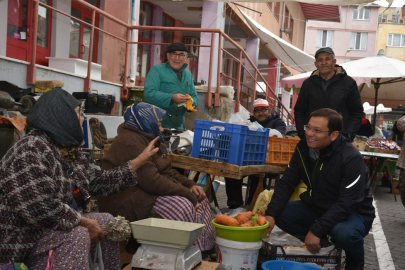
(144, 42, 199, 130)
(294, 47, 363, 141)
(225, 98, 286, 209)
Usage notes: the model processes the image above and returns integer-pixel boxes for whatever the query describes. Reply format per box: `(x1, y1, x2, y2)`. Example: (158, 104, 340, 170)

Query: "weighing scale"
(130, 218, 205, 270)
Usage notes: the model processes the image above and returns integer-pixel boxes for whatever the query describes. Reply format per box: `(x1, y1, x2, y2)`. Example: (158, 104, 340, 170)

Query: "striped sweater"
(0, 129, 137, 265)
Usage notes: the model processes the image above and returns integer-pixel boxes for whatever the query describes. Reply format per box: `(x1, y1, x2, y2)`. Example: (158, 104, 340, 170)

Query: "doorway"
(6, 0, 52, 65)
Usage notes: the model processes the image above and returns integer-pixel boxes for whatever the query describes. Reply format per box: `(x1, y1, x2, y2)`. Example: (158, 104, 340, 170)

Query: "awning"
(241, 11, 315, 73)
(212, 0, 376, 5)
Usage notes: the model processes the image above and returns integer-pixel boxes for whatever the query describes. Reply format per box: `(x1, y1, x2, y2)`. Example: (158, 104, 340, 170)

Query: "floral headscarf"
(124, 102, 166, 143)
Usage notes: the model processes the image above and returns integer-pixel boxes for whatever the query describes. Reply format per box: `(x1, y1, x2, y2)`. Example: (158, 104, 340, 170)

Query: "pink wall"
(305, 5, 379, 65)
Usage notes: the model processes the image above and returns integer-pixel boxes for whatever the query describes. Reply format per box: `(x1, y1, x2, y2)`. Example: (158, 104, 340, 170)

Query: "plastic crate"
(191, 120, 269, 166)
(259, 241, 342, 268)
(266, 137, 300, 165)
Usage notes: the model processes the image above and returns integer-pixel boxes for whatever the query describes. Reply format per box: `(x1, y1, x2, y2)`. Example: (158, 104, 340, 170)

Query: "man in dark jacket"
(225, 98, 286, 209)
(294, 47, 363, 140)
(265, 108, 375, 270)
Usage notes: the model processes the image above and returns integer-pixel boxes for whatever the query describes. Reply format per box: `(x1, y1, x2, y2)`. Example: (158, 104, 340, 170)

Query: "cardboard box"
(392, 178, 400, 195)
(352, 141, 367, 151)
(364, 144, 400, 154)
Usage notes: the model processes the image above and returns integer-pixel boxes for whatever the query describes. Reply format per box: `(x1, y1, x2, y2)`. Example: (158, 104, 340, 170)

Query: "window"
(289, 17, 294, 38)
(350, 32, 367, 50)
(379, 14, 388, 23)
(352, 7, 370, 20)
(273, 2, 280, 21)
(392, 14, 399, 24)
(283, 7, 289, 29)
(266, 2, 272, 11)
(387, 34, 405, 47)
(316, 30, 334, 47)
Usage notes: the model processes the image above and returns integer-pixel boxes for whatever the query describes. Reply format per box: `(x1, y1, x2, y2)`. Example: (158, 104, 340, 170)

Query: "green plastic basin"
(211, 216, 269, 242)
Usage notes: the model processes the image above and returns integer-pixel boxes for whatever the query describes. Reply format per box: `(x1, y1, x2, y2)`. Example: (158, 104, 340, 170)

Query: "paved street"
(210, 177, 405, 269)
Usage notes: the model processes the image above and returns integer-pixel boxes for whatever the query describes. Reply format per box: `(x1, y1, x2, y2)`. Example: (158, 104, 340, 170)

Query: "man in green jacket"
(144, 42, 199, 130)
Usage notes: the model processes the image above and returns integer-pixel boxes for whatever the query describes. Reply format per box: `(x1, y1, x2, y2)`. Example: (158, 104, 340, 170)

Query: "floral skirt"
(152, 196, 215, 251)
(27, 212, 120, 270)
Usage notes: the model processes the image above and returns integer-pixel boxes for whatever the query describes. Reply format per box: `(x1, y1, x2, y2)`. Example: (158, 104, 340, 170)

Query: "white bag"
(89, 242, 105, 270)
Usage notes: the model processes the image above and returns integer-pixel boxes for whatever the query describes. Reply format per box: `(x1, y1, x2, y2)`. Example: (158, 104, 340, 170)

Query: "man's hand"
(80, 216, 105, 244)
(305, 231, 321, 254)
(190, 185, 206, 201)
(265, 216, 276, 236)
(172, 93, 188, 104)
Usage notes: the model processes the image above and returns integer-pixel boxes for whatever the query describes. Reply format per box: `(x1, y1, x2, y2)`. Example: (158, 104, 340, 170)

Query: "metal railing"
(26, 0, 292, 122)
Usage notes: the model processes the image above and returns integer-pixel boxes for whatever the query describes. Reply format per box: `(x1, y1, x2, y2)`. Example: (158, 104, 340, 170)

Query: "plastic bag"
(89, 242, 104, 270)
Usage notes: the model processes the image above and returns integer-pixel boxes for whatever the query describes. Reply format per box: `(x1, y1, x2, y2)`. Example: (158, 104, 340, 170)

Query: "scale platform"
(131, 240, 202, 270)
(130, 218, 206, 270)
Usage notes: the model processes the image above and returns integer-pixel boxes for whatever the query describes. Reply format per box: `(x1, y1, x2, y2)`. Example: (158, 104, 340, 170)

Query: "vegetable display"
(214, 211, 268, 227)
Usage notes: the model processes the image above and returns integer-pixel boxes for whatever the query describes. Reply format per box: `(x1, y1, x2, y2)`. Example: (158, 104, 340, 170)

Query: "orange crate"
(265, 137, 300, 165)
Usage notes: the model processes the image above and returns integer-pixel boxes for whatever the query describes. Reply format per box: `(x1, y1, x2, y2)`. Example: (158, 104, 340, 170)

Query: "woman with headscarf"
(0, 88, 159, 269)
(98, 102, 215, 255)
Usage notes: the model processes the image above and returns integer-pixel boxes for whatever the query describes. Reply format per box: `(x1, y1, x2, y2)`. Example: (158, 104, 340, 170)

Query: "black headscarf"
(27, 87, 83, 146)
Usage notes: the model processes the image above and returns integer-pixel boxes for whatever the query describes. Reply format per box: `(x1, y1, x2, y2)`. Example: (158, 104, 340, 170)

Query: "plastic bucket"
(216, 236, 262, 269)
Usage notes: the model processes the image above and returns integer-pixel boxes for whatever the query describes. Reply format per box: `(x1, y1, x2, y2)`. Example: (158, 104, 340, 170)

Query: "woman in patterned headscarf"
(0, 88, 159, 269)
(98, 102, 215, 255)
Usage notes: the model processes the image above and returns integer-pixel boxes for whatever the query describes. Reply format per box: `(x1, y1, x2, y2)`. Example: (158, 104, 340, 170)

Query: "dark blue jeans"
(275, 200, 371, 261)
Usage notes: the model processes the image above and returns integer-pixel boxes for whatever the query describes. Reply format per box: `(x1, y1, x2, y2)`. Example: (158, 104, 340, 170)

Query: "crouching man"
(265, 108, 375, 270)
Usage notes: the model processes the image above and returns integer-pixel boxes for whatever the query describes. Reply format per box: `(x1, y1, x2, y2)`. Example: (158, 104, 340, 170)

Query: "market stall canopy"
(363, 102, 392, 115)
(214, 0, 386, 5)
(241, 11, 315, 73)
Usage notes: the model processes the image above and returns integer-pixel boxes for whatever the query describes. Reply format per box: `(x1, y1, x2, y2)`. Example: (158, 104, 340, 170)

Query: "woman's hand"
(130, 137, 160, 172)
(190, 185, 206, 202)
(80, 217, 104, 244)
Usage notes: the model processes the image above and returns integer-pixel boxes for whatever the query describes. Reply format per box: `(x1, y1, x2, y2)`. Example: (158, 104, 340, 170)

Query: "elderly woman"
(98, 102, 215, 254)
(0, 88, 158, 269)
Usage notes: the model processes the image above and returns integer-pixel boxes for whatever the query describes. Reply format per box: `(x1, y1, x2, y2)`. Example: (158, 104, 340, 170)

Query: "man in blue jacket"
(144, 42, 198, 130)
(265, 108, 375, 270)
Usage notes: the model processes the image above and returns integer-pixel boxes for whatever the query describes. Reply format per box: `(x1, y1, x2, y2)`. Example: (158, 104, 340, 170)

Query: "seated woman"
(98, 102, 215, 254)
(0, 88, 159, 269)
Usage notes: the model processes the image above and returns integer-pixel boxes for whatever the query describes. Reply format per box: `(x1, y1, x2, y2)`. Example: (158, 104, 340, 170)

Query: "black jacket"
(249, 113, 287, 136)
(294, 65, 363, 139)
(266, 134, 375, 238)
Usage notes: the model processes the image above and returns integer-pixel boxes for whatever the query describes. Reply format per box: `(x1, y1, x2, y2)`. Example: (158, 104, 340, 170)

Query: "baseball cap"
(166, 42, 188, 53)
(253, 98, 269, 108)
(315, 47, 335, 59)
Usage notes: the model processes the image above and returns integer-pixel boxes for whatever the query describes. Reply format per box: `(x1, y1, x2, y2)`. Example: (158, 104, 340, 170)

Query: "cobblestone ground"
(210, 177, 405, 270)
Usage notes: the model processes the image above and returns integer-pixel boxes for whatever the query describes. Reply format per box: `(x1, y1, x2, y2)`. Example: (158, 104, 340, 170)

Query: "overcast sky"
(373, 0, 405, 7)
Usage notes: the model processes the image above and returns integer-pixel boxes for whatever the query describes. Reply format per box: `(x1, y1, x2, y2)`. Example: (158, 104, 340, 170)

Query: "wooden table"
(360, 151, 399, 200)
(168, 154, 286, 210)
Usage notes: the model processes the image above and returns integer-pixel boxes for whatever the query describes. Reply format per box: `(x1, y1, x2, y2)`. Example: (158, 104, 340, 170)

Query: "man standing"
(294, 47, 363, 140)
(225, 98, 286, 209)
(144, 42, 198, 130)
(265, 108, 375, 270)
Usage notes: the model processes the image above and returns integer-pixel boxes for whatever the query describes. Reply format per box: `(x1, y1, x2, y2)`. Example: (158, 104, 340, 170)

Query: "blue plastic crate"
(262, 260, 322, 270)
(191, 120, 269, 166)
